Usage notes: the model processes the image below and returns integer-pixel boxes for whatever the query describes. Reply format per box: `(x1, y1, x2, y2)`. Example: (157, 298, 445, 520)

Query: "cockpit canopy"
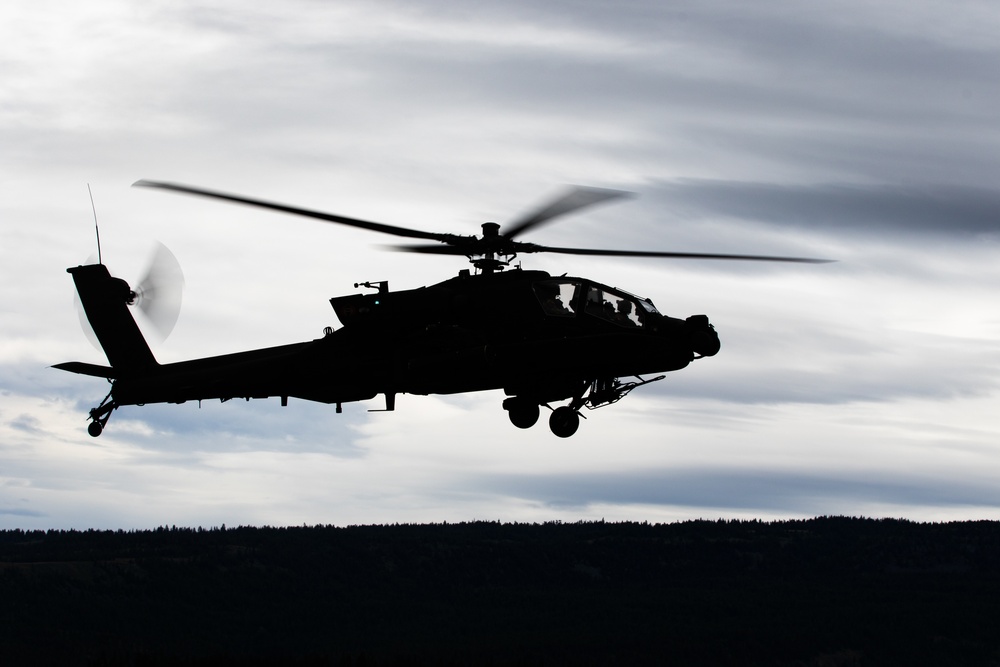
(532, 279, 659, 327)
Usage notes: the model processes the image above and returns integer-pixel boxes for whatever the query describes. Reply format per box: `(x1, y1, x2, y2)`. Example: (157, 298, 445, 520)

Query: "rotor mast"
(474, 222, 509, 274)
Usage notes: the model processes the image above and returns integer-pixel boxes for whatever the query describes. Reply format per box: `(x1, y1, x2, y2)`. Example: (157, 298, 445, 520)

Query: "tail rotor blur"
(129, 242, 184, 341)
(74, 243, 184, 347)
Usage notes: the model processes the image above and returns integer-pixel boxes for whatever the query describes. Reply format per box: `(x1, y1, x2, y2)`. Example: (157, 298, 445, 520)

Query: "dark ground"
(2, 517, 999, 666)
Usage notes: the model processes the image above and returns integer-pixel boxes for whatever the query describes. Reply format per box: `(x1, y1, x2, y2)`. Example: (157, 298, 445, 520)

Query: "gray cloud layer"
(473, 466, 1000, 514)
(653, 180, 1000, 236)
(4, 0, 1000, 527)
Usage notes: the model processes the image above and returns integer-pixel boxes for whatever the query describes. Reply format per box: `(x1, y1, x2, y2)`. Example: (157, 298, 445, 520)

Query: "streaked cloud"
(2, 0, 999, 528)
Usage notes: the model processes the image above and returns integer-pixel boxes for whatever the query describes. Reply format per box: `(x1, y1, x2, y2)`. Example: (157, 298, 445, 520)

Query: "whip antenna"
(88, 183, 102, 265)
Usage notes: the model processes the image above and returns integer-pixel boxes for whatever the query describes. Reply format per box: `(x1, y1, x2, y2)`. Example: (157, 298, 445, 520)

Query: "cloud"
(0, 507, 46, 518)
(114, 400, 370, 457)
(3, 0, 1000, 528)
(8, 414, 44, 434)
(470, 466, 1000, 515)
(652, 180, 1000, 237)
(652, 326, 1000, 405)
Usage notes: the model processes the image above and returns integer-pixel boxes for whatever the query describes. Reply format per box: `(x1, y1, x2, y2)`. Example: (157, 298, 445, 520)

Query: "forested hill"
(2, 518, 999, 666)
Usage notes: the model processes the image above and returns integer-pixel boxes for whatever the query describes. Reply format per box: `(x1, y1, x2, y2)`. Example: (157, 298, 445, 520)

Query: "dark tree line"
(2, 518, 999, 666)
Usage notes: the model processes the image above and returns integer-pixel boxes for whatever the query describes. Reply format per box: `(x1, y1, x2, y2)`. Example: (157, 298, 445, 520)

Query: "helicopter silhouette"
(55, 180, 829, 438)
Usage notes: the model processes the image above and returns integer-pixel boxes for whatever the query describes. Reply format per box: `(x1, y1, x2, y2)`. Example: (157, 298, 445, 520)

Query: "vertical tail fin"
(68, 264, 158, 371)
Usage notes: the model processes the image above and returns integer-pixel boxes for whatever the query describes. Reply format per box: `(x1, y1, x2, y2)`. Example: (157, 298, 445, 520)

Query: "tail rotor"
(128, 242, 185, 341)
(74, 242, 185, 347)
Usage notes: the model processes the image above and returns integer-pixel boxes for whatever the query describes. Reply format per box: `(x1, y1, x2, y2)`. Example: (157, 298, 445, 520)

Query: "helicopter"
(55, 180, 829, 438)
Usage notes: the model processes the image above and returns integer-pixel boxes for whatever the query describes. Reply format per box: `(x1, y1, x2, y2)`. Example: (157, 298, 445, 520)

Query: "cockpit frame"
(532, 278, 659, 328)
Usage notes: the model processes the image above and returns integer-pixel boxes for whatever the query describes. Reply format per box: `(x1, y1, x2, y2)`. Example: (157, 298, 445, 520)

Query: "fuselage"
(58, 264, 719, 438)
(104, 269, 718, 409)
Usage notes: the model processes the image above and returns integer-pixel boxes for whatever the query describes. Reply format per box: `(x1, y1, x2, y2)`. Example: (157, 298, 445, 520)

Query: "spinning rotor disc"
(133, 179, 833, 270)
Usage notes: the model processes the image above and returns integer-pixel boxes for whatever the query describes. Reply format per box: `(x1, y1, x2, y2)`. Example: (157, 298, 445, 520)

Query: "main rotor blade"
(133, 180, 455, 243)
(524, 244, 834, 263)
(393, 241, 832, 263)
(503, 186, 633, 239)
(390, 244, 469, 255)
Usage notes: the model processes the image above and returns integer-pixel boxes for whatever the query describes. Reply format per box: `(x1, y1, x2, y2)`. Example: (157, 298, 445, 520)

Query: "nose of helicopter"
(685, 314, 720, 357)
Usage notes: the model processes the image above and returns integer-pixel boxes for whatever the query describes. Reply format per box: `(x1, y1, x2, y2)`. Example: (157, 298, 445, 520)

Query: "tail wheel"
(549, 406, 580, 438)
(86, 390, 117, 437)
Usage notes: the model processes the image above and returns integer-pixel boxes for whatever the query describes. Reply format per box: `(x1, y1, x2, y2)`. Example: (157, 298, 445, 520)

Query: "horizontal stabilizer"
(52, 361, 118, 379)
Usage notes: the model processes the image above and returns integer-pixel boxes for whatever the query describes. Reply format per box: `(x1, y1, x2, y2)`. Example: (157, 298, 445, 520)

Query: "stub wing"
(52, 361, 117, 379)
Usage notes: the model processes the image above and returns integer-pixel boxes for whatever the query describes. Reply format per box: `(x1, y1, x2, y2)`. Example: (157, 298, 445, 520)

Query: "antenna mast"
(88, 183, 102, 265)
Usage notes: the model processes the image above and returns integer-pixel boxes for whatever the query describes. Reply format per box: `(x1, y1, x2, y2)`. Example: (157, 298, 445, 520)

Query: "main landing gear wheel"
(503, 397, 540, 429)
(549, 406, 580, 438)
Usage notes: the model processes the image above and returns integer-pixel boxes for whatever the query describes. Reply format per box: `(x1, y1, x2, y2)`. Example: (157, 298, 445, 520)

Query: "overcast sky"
(3, 0, 1000, 529)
